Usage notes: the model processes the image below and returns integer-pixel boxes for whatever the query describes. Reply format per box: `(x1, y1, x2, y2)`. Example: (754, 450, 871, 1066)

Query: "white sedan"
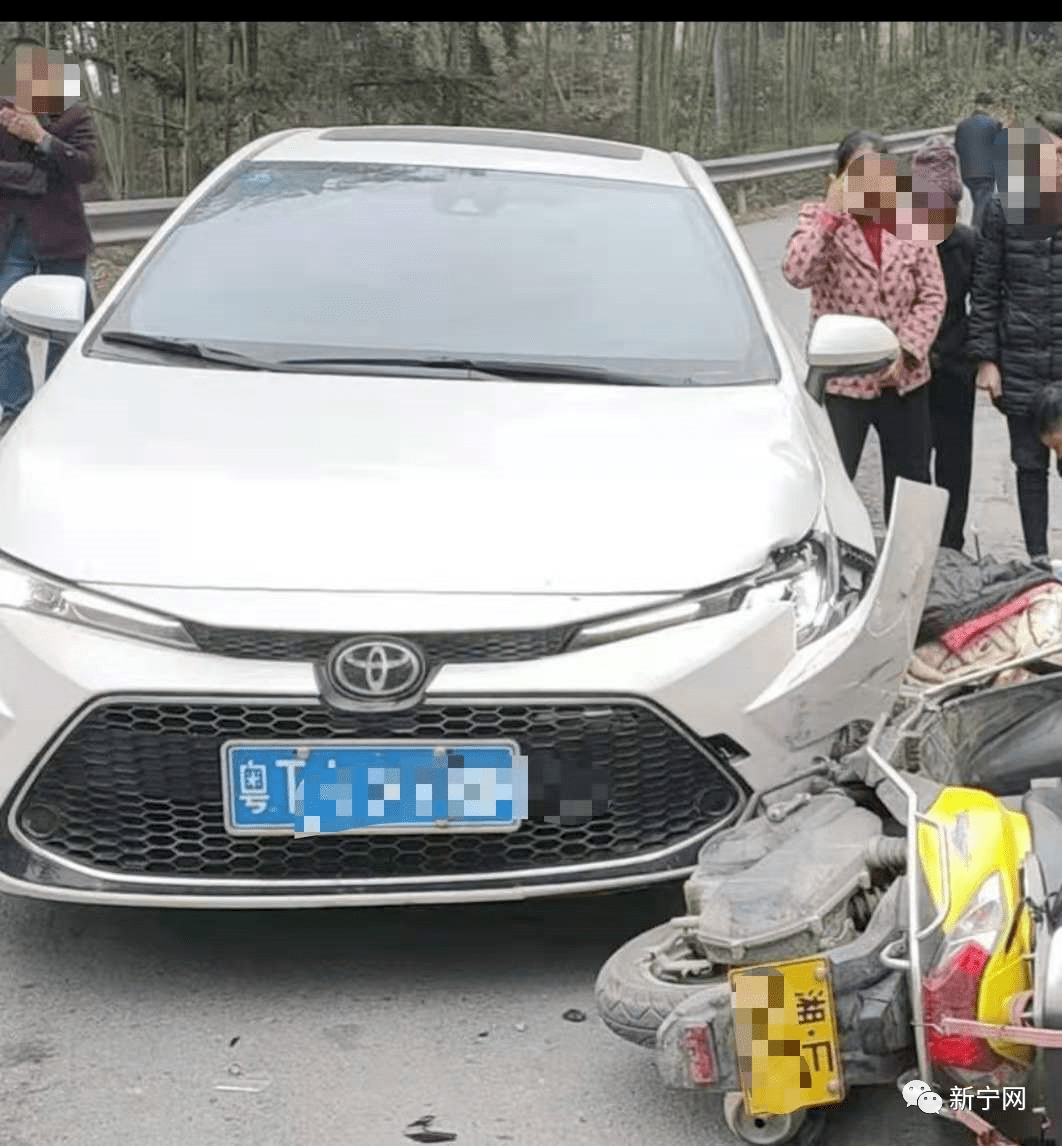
(0, 124, 944, 907)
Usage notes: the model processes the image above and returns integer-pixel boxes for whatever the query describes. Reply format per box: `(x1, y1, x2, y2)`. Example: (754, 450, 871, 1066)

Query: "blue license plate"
(222, 741, 527, 836)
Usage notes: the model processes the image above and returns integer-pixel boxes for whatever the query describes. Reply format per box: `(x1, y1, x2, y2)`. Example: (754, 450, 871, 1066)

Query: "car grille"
(14, 700, 740, 884)
(184, 623, 576, 663)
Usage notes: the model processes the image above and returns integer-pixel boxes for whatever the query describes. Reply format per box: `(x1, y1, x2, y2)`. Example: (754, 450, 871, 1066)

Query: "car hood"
(0, 358, 823, 594)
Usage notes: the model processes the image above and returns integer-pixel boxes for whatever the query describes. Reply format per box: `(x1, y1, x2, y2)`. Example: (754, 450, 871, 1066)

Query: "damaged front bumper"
(740, 478, 948, 779)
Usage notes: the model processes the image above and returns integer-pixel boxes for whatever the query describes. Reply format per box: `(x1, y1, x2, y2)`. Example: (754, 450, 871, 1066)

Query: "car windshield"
(94, 161, 779, 385)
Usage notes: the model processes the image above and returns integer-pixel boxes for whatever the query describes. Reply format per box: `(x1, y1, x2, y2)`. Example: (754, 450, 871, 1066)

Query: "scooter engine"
(684, 791, 893, 967)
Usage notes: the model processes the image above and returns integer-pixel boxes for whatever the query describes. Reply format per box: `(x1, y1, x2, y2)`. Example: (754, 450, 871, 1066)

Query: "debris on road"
(404, 1114, 458, 1143)
(562, 1008, 586, 1023)
(229, 1036, 240, 1048)
(213, 1077, 270, 1094)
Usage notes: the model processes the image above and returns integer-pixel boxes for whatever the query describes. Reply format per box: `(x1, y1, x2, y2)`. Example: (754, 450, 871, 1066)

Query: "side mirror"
(804, 315, 899, 404)
(1, 275, 87, 343)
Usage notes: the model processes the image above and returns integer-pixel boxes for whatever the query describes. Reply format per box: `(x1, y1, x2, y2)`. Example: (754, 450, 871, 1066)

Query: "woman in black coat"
(968, 121, 1062, 565)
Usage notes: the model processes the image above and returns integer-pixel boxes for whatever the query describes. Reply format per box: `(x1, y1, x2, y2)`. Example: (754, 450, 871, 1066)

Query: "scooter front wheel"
(595, 920, 717, 1048)
(723, 1094, 827, 1146)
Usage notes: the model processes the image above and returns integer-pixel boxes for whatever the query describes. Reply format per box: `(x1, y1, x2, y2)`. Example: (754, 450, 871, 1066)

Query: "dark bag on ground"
(917, 547, 1052, 646)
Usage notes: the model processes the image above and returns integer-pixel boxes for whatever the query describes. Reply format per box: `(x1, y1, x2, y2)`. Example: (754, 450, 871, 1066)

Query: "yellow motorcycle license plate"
(729, 956, 845, 1117)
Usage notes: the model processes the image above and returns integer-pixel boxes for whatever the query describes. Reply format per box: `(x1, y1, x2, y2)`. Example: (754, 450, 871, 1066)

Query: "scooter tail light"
(923, 942, 1003, 1072)
(680, 1026, 717, 1085)
(921, 872, 1008, 1074)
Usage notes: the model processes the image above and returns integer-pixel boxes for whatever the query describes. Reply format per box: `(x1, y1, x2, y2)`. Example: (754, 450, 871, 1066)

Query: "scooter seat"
(1023, 786, 1062, 897)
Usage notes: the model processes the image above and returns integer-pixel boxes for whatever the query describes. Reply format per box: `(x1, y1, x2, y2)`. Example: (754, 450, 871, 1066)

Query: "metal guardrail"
(701, 124, 955, 184)
(703, 123, 956, 215)
(83, 123, 957, 245)
(85, 197, 181, 246)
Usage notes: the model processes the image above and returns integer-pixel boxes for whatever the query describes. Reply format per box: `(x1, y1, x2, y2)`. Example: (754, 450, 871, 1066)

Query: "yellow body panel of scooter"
(917, 787, 1033, 1067)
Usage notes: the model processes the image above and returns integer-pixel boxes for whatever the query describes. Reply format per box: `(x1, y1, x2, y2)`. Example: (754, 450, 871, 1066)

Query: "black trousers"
(825, 387, 932, 526)
(928, 366, 976, 552)
(1006, 411, 1061, 559)
(966, 177, 996, 233)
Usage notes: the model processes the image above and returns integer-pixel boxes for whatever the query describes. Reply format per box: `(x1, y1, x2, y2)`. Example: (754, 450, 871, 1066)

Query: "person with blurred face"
(955, 95, 1007, 233)
(1036, 383, 1062, 468)
(0, 36, 96, 429)
(910, 135, 977, 552)
(969, 122, 1062, 567)
(783, 129, 947, 527)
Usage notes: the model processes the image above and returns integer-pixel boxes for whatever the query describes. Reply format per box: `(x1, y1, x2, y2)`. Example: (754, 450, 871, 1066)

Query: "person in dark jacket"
(0, 37, 96, 427)
(955, 95, 1006, 233)
(912, 135, 979, 552)
(968, 121, 1062, 566)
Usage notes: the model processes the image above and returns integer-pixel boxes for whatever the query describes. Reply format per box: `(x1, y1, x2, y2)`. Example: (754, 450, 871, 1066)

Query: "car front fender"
(744, 478, 947, 750)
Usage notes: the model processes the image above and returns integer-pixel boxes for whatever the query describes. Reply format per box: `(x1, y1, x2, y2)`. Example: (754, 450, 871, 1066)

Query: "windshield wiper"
(99, 331, 268, 370)
(276, 355, 677, 386)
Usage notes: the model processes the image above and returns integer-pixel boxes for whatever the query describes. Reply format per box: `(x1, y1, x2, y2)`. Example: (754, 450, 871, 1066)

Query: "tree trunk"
(114, 23, 132, 198)
(541, 22, 552, 130)
(182, 21, 198, 195)
(568, 21, 577, 103)
(598, 20, 607, 102)
(634, 22, 644, 139)
(794, 20, 813, 142)
(643, 23, 659, 147)
(694, 23, 717, 155)
(659, 21, 676, 148)
(784, 22, 794, 147)
(446, 22, 462, 125)
(713, 22, 730, 140)
(241, 22, 259, 144)
(223, 21, 234, 155)
(867, 22, 878, 122)
(160, 91, 170, 197)
(332, 21, 346, 125)
(734, 23, 745, 148)
(839, 23, 851, 129)
(741, 22, 760, 148)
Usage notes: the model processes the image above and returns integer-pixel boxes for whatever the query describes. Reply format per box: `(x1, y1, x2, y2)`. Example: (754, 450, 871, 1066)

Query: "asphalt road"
(1, 210, 1022, 1146)
(0, 886, 970, 1146)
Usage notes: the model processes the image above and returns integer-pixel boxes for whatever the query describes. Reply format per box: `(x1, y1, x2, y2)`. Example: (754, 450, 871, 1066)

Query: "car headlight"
(569, 533, 871, 652)
(0, 551, 196, 649)
(743, 533, 859, 647)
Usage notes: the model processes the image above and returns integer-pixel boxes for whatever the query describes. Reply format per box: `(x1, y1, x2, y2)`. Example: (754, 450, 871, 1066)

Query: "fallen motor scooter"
(595, 651, 1062, 1146)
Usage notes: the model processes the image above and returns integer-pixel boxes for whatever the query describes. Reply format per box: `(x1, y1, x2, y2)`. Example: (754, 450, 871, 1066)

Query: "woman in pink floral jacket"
(783, 130, 947, 526)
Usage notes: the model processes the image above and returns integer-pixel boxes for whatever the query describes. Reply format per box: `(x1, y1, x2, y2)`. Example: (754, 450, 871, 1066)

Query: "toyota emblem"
(328, 638, 427, 700)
